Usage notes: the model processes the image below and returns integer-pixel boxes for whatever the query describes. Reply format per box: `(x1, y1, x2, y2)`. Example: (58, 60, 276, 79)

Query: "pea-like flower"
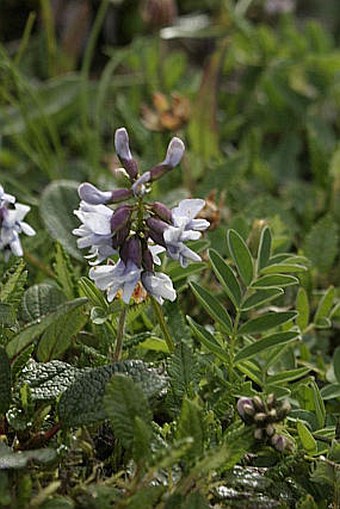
(73, 201, 116, 264)
(89, 260, 142, 304)
(0, 185, 36, 260)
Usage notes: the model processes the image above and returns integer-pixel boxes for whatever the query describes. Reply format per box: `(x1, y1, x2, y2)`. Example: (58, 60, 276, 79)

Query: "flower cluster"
(0, 185, 36, 261)
(73, 128, 209, 305)
(237, 394, 293, 452)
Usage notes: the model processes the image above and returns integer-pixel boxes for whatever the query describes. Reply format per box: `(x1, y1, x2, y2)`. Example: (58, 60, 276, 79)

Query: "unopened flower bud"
(252, 396, 265, 412)
(149, 137, 185, 182)
(120, 236, 142, 267)
(112, 225, 130, 249)
(254, 428, 265, 440)
(151, 202, 172, 223)
(271, 434, 287, 452)
(268, 409, 277, 421)
(164, 137, 185, 167)
(266, 424, 275, 437)
(146, 217, 168, 234)
(279, 400, 291, 417)
(110, 205, 132, 234)
(266, 393, 276, 409)
(237, 398, 255, 423)
(78, 183, 112, 205)
(254, 412, 267, 424)
(114, 128, 138, 180)
(132, 171, 151, 196)
(142, 245, 154, 272)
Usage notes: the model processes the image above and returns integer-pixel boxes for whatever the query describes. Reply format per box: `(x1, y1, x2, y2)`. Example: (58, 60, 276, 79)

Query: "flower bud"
(110, 205, 132, 234)
(254, 428, 265, 440)
(120, 236, 142, 267)
(114, 128, 138, 180)
(237, 397, 255, 423)
(151, 201, 172, 223)
(271, 434, 287, 452)
(78, 183, 112, 205)
(252, 396, 265, 412)
(142, 246, 154, 272)
(112, 225, 130, 249)
(266, 393, 276, 409)
(268, 408, 277, 421)
(266, 424, 275, 437)
(254, 412, 267, 424)
(149, 137, 185, 182)
(146, 216, 168, 234)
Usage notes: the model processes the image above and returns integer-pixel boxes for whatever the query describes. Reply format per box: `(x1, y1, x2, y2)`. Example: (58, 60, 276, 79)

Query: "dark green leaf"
(314, 286, 335, 325)
(257, 226, 272, 270)
(252, 274, 298, 289)
(304, 215, 339, 273)
(333, 347, 340, 384)
(239, 311, 297, 335)
(296, 287, 309, 331)
(6, 298, 87, 358)
(0, 303, 15, 326)
(58, 360, 167, 427)
(320, 384, 340, 400)
(20, 284, 65, 322)
(241, 288, 284, 311)
(235, 331, 300, 363)
(0, 443, 56, 469)
(187, 317, 228, 363)
(53, 243, 76, 300)
(260, 263, 307, 274)
(104, 375, 152, 452)
(227, 229, 254, 285)
(209, 249, 241, 308)
(268, 367, 310, 385)
(190, 282, 233, 334)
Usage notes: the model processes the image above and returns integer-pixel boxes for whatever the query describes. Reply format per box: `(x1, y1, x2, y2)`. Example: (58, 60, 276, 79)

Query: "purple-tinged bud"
(237, 397, 255, 423)
(112, 225, 130, 249)
(78, 183, 112, 205)
(141, 242, 154, 272)
(271, 434, 287, 452)
(151, 202, 172, 223)
(164, 137, 185, 167)
(147, 229, 166, 247)
(111, 188, 133, 203)
(120, 236, 142, 267)
(114, 128, 138, 180)
(149, 137, 185, 182)
(110, 205, 132, 234)
(146, 217, 168, 234)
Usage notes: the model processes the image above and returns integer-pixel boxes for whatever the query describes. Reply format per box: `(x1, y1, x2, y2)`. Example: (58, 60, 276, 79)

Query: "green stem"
(151, 298, 175, 353)
(113, 305, 127, 361)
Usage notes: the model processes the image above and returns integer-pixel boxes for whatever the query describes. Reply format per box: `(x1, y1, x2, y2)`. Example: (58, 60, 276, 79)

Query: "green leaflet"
(239, 311, 297, 335)
(251, 274, 299, 289)
(235, 330, 300, 363)
(241, 288, 284, 311)
(37, 305, 88, 361)
(257, 226, 272, 270)
(0, 259, 27, 310)
(58, 360, 167, 427)
(208, 249, 241, 308)
(6, 297, 87, 358)
(0, 347, 11, 415)
(296, 287, 309, 331)
(190, 282, 233, 334)
(227, 229, 254, 286)
(0, 443, 56, 470)
(314, 286, 335, 325)
(53, 242, 77, 300)
(187, 317, 229, 363)
(297, 421, 317, 454)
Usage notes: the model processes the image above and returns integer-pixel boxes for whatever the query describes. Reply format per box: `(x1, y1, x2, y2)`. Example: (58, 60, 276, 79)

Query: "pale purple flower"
(73, 201, 116, 264)
(114, 128, 138, 180)
(142, 271, 176, 304)
(89, 259, 142, 304)
(0, 203, 35, 260)
(78, 183, 132, 206)
(163, 199, 209, 267)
